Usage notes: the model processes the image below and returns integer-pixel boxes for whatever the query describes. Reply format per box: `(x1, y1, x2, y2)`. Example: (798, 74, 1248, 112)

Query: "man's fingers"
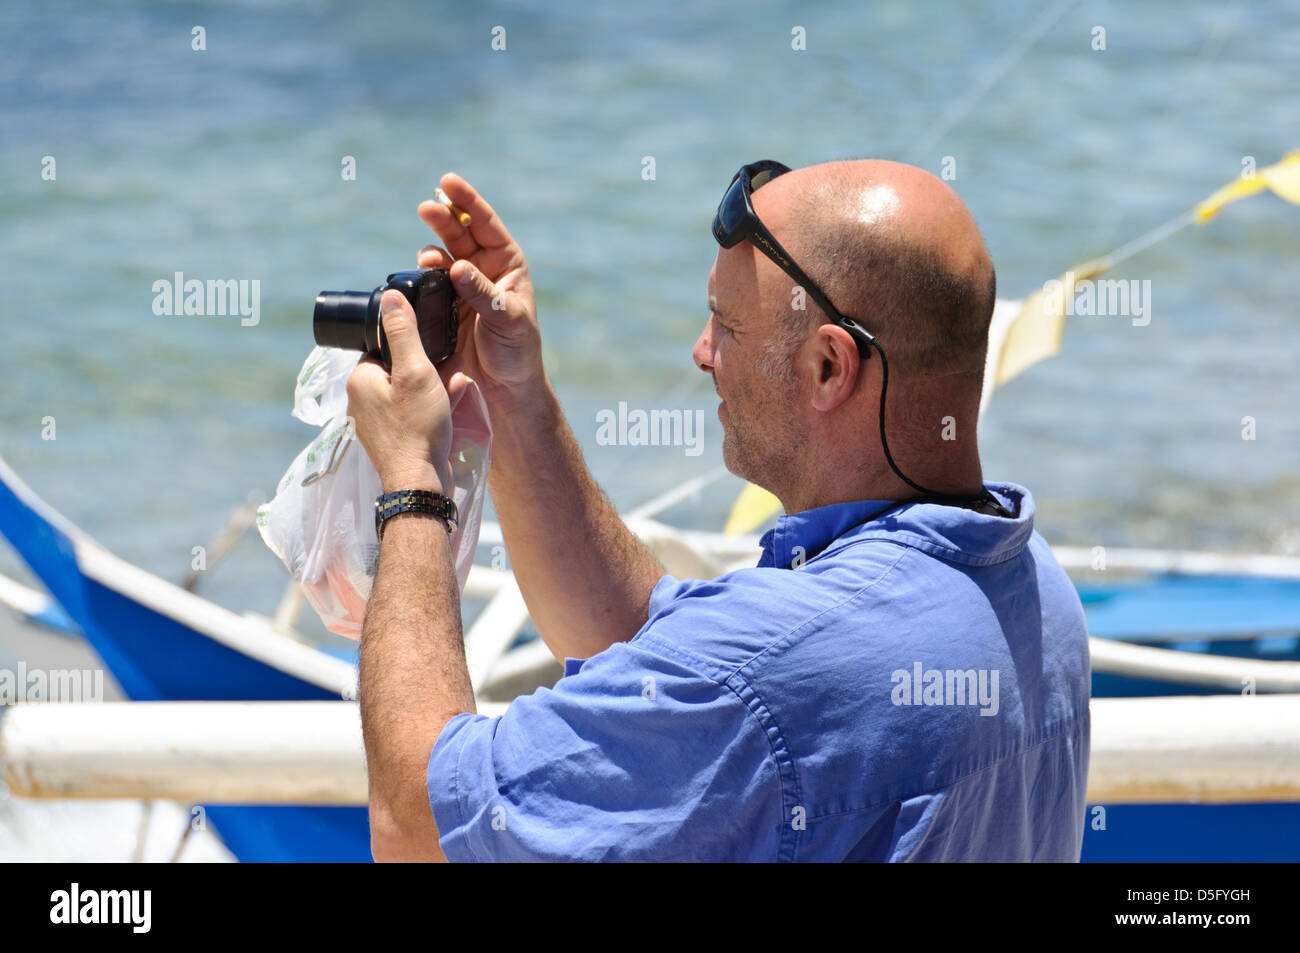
(438, 173, 516, 250)
(417, 199, 479, 261)
(379, 290, 433, 379)
(417, 171, 518, 262)
(416, 244, 455, 270)
(448, 260, 505, 319)
(444, 370, 472, 408)
(346, 354, 389, 399)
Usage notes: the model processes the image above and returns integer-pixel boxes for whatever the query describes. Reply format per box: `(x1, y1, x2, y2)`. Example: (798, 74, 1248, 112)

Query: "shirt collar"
(757, 482, 1034, 570)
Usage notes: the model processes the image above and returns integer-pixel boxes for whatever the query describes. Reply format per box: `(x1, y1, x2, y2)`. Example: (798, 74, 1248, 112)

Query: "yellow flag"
(1194, 151, 1300, 222)
(724, 481, 782, 535)
(992, 258, 1109, 388)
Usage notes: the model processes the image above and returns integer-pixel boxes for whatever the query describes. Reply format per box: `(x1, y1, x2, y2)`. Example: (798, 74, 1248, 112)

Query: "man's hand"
(346, 290, 457, 495)
(411, 172, 664, 662)
(415, 172, 543, 398)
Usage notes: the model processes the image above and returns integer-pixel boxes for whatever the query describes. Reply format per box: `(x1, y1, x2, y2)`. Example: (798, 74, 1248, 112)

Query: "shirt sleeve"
(427, 636, 784, 862)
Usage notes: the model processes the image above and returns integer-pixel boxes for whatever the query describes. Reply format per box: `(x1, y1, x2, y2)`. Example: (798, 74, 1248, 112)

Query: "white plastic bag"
(256, 346, 492, 638)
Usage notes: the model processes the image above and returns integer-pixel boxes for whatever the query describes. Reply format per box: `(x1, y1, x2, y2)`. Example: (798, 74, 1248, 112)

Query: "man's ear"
(805, 323, 862, 413)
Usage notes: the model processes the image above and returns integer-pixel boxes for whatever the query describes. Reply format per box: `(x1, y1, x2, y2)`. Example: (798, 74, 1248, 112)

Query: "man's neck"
(775, 457, 986, 516)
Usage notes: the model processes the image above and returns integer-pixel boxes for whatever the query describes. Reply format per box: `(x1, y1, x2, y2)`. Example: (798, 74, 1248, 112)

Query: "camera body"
(314, 268, 458, 370)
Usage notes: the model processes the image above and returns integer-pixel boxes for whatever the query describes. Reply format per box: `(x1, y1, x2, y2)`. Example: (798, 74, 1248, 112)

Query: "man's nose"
(692, 320, 715, 374)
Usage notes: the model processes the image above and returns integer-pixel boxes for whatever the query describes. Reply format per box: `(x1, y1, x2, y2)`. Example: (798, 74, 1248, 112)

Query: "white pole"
(1089, 694, 1300, 804)
(3, 696, 1297, 806)
(463, 580, 531, 690)
(1052, 545, 1300, 579)
(1090, 636, 1300, 692)
(2, 701, 371, 804)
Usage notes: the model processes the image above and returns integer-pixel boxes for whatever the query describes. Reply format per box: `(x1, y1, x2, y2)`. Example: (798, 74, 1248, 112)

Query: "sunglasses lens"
(713, 176, 749, 247)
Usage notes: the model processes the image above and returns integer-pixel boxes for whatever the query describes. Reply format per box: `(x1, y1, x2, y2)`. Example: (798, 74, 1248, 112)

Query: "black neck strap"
(857, 488, 1011, 527)
(868, 341, 1013, 520)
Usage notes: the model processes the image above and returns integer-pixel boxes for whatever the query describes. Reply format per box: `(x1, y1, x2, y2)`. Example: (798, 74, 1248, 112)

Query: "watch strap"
(374, 489, 458, 538)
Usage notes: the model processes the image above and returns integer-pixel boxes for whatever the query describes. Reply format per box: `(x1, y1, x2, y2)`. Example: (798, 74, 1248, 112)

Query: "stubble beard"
(720, 379, 804, 499)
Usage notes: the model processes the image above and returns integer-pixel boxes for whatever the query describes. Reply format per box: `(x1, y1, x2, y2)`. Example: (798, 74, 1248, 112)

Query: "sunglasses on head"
(709, 160, 1012, 518)
(712, 160, 876, 358)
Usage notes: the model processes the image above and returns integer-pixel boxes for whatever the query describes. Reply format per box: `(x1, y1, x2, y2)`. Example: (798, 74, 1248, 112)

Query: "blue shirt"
(428, 482, 1091, 861)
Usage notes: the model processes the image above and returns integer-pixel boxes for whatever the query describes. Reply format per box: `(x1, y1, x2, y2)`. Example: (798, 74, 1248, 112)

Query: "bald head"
(755, 159, 996, 380)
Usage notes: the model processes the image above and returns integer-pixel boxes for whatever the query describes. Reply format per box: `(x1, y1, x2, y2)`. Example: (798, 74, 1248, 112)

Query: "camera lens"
(313, 289, 383, 354)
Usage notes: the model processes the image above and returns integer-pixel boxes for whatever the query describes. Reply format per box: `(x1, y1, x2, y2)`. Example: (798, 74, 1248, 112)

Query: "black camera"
(313, 268, 458, 370)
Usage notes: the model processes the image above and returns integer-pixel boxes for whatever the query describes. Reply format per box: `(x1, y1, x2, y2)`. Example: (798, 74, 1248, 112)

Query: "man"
(347, 159, 1091, 862)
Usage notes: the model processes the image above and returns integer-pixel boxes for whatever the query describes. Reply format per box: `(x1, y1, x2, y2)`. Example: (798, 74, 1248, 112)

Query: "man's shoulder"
(634, 526, 1087, 690)
(633, 540, 912, 676)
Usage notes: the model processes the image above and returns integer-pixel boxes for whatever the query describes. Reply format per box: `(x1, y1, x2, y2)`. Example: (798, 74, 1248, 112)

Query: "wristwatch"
(374, 489, 458, 539)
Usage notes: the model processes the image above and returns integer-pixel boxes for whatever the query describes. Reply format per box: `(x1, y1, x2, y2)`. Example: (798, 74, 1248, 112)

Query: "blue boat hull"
(1082, 803, 1300, 862)
(1081, 574, 1300, 862)
(0, 460, 372, 863)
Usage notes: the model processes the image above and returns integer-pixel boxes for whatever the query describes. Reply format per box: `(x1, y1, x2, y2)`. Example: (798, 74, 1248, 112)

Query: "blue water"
(2, 0, 1299, 641)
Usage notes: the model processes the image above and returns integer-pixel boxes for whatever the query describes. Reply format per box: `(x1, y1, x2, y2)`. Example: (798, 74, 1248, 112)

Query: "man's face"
(693, 250, 806, 489)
